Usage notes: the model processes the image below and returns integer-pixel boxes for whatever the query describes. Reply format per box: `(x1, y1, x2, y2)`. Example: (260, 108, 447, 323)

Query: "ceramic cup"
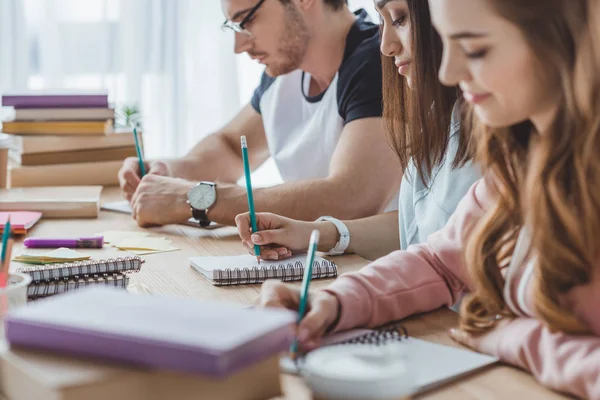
(0, 272, 32, 341)
(0, 133, 12, 189)
(301, 343, 415, 400)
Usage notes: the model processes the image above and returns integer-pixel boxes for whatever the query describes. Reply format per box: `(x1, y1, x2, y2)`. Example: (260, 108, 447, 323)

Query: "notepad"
(281, 327, 498, 394)
(97, 230, 149, 244)
(96, 231, 179, 255)
(100, 200, 134, 214)
(0, 211, 42, 235)
(101, 200, 221, 228)
(189, 254, 338, 286)
(114, 237, 173, 251)
(13, 248, 91, 265)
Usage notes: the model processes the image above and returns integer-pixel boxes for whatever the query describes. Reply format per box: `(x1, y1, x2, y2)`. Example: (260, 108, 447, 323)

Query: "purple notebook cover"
(2, 92, 108, 109)
(5, 287, 296, 377)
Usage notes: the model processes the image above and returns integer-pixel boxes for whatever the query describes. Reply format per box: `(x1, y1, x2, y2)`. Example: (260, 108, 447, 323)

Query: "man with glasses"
(118, 0, 400, 227)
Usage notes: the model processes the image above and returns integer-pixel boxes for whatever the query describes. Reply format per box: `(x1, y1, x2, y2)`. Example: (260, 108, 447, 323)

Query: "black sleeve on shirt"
(336, 34, 383, 125)
(250, 71, 276, 114)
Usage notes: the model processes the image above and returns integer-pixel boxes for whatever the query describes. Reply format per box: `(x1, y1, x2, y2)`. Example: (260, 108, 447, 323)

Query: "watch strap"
(191, 208, 211, 227)
(315, 216, 350, 256)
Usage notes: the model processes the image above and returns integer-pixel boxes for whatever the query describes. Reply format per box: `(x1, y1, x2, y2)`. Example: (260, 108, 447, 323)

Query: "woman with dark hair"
(236, 0, 479, 262)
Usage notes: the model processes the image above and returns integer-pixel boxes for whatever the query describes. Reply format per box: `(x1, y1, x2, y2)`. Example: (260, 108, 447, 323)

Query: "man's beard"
(265, 5, 310, 77)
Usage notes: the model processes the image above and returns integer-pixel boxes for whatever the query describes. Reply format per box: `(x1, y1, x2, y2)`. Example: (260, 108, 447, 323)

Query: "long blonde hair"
(460, 0, 597, 334)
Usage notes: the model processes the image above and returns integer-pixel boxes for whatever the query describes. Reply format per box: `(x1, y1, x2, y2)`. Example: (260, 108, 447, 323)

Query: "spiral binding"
(334, 325, 409, 346)
(27, 273, 130, 299)
(16, 256, 143, 283)
(213, 259, 337, 286)
(293, 325, 409, 370)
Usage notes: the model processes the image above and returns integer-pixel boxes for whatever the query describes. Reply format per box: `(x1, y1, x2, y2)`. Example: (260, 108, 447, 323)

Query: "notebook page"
(405, 337, 497, 391)
(191, 254, 308, 272)
(101, 200, 132, 214)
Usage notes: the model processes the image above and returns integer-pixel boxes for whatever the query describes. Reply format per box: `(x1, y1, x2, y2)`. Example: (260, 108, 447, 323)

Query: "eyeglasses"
(222, 0, 267, 38)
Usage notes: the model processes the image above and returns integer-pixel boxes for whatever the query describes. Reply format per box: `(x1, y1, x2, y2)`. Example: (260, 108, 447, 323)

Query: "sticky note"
(97, 231, 180, 255)
(97, 231, 149, 244)
(13, 248, 91, 265)
(114, 237, 173, 251)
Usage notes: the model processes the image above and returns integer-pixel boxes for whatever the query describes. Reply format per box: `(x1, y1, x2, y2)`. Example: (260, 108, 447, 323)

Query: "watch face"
(188, 183, 216, 210)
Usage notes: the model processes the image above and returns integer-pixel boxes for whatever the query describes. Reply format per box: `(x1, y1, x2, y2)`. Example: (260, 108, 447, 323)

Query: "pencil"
(0, 218, 12, 288)
(290, 229, 320, 359)
(0, 239, 13, 288)
(133, 127, 146, 177)
(1, 217, 11, 263)
(240, 136, 261, 264)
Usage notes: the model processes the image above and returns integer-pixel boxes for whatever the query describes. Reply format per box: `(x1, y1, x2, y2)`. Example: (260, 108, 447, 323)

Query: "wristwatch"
(315, 216, 350, 256)
(187, 181, 217, 227)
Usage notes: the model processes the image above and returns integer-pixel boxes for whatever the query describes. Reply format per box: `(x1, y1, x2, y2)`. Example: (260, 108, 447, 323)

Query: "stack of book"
(0, 90, 140, 187)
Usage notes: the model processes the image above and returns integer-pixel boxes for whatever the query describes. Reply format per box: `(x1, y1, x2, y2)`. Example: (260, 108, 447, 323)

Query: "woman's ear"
(295, 0, 317, 12)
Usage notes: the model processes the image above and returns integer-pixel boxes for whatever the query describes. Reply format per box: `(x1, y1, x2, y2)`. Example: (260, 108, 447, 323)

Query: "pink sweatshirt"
(324, 178, 600, 399)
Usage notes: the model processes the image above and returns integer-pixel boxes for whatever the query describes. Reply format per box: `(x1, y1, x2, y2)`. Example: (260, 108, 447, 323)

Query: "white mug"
(0, 133, 12, 189)
(0, 272, 32, 341)
(301, 343, 415, 400)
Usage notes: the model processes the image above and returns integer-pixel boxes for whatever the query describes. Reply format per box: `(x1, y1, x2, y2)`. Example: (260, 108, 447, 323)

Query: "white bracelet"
(315, 216, 350, 256)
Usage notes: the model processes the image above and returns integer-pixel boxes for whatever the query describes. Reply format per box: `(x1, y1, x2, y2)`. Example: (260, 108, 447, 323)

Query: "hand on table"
(448, 319, 513, 357)
(130, 174, 194, 227)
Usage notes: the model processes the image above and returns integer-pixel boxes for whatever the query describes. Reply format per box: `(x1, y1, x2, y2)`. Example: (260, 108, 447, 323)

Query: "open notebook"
(189, 254, 338, 286)
(101, 201, 220, 228)
(280, 327, 498, 394)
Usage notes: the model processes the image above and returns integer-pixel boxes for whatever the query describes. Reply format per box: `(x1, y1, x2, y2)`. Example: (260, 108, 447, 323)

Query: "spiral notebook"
(16, 256, 142, 299)
(281, 326, 498, 394)
(27, 274, 130, 299)
(188, 254, 337, 286)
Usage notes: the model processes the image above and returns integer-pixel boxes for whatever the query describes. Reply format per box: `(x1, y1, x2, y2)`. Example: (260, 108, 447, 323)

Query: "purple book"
(5, 287, 296, 377)
(2, 90, 109, 109)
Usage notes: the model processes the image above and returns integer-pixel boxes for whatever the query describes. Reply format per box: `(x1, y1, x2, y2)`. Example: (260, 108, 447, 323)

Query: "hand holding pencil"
(0, 218, 14, 288)
(241, 135, 261, 264)
(255, 230, 340, 352)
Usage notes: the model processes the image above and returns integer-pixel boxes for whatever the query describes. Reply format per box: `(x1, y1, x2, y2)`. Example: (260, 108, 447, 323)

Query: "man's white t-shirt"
(251, 9, 398, 211)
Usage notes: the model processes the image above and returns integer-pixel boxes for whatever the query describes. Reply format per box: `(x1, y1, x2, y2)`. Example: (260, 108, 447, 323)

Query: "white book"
(0, 186, 102, 218)
(189, 254, 338, 286)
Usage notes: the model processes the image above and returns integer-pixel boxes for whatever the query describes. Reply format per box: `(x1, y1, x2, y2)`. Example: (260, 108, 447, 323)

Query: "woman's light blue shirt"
(398, 110, 481, 250)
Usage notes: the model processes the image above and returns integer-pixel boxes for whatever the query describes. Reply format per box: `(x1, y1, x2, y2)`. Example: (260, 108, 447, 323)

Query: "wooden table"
(9, 187, 569, 400)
